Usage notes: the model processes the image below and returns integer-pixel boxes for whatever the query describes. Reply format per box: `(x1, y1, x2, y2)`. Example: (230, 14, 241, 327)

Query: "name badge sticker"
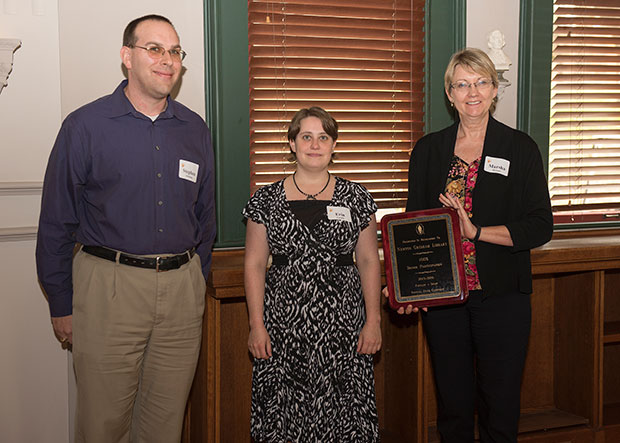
(327, 206, 352, 223)
(484, 156, 510, 177)
(179, 159, 199, 183)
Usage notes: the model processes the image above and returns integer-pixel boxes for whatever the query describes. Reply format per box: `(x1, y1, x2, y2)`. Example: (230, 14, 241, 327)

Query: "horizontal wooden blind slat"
(253, 170, 411, 181)
(250, 46, 421, 60)
(251, 120, 421, 129)
(250, 67, 416, 81)
(552, 65, 620, 75)
(248, 14, 416, 31)
(554, 46, 620, 57)
(554, 26, 620, 39)
(251, 25, 416, 41)
(552, 102, 620, 112)
(251, 131, 417, 142)
(553, 55, 620, 65)
(551, 120, 620, 130)
(250, 78, 421, 90)
(250, 149, 415, 159)
(552, 84, 620, 93)
(252, 164, 410, 175)
(555, 7, 620, 18)
(250, 110, 424, 121)
(551, 128, 620, 137)
(554, 0, 620, 8)
(249, 34, 418, 50)
(553, 36, 620, 46)
(552, 94, 620, 103)
(249, 58, 417, 72)
(250, 0, 418, 10)
(554, 17, 620, 27)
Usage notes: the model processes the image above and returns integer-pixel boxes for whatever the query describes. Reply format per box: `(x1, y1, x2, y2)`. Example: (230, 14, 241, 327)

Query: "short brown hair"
(444, 48, 499, 113)
(288, 107, 338, 143)
(287, 107, 338, 161)
(123, 14, 175, 47)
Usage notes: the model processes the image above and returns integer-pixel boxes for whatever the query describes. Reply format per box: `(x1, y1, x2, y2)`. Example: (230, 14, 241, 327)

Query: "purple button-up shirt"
(36, 80, 216, 317)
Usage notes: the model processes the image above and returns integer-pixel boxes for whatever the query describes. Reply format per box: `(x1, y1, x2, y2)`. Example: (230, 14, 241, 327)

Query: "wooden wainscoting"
(184, 232, 620, 443)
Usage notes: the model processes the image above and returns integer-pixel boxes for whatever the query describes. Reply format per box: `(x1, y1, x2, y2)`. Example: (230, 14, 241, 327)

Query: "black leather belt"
(271, 253, 354, 266)
(82, 245, 195, 272)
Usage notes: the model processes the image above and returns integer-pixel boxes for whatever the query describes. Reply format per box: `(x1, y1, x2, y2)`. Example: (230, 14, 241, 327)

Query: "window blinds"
(550, 0, 620, 222)
(248, 0, 425, 212)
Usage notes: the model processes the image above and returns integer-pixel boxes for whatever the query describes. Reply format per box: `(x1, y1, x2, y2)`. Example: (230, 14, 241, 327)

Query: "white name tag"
(179, 159, 199, 183)
(327, 206, 352, 223)
(483, 156, 510, 177)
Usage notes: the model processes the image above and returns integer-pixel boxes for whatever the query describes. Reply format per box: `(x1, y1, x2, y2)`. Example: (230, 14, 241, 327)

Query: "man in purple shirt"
(36, 14, 215, 442)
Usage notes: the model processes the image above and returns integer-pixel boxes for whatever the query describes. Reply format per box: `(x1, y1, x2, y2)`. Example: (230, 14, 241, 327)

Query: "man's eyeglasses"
(450, 79, 494, 92)
(129, 45, 187, 62)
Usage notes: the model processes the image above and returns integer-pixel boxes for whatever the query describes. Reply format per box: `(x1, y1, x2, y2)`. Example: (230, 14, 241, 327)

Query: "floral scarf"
(445, 155, 482, 291)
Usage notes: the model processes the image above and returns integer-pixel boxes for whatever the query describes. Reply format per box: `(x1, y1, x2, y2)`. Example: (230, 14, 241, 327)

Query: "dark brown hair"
(287, 107, 338, 143)
(287, 107, 338, 161)
(123, 14, 175, 47)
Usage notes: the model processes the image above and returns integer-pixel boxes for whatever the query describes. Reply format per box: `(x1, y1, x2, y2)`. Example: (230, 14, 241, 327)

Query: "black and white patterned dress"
(243, 176, 379, 443)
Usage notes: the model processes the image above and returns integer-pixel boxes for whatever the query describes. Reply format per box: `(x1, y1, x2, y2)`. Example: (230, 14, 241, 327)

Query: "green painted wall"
(517, 0, 553, 177)
(425, 0, 466, 133)
(204, 0, 250, 247)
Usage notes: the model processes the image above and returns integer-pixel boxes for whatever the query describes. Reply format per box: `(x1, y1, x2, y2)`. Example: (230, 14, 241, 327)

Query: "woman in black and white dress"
(243, 106, 382, 442)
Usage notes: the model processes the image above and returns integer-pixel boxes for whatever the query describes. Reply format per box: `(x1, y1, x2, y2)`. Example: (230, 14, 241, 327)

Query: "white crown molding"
(0, 38, 21, 94)
(0, 226, 37, 242)
(0, 181, 43, 196)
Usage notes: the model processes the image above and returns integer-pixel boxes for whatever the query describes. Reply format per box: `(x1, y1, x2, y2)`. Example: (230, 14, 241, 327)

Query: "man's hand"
(52, 315, 73, 345)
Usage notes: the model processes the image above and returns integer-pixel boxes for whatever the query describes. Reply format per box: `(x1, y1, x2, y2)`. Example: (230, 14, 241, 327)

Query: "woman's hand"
(357, 321, 382, 355)
(439, 192, 514, 246)
(248, 324, 272, 359)
(381, 287, 427, 314)
(439, 192, 477, 240)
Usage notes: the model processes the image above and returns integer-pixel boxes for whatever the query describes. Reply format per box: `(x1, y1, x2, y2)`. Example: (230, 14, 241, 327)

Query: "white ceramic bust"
(486, 30, 511, 72)
(0, 39, 21, 95)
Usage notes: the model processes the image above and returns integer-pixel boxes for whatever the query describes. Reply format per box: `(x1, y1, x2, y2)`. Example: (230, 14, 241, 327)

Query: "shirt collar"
(100, 79, 191, 122)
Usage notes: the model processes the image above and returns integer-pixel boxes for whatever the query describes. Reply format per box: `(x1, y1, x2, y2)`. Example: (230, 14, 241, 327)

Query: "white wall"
(0, 2, 68, 442)
(57, 1, 206, 119)
(0, 1, 205, 441)
(467, 0, 521, 128)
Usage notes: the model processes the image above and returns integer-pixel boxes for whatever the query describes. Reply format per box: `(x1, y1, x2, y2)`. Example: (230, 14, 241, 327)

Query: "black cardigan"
(406, 116, 553, 296)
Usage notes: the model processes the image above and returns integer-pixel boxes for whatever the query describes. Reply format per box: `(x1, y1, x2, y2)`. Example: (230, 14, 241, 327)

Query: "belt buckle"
(156, 256, 165, 272)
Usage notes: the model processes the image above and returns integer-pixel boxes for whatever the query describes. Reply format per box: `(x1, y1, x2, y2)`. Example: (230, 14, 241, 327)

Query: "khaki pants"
(72, 248, 206, 443)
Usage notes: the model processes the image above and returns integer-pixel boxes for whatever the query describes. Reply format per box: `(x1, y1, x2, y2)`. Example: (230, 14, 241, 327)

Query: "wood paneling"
(521, 276, 555, 411)
(184, 233, 620, 442)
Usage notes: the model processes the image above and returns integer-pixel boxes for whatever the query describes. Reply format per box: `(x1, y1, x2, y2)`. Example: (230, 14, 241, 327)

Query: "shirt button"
(158, 201, 163, 206)
(155, 145, 160, 151)
(158, 228, 164, 233)
(157, 172, 162, 178)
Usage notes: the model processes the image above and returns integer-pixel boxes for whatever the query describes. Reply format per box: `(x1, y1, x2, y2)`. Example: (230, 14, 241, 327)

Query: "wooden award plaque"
(381, 208, 469, 311)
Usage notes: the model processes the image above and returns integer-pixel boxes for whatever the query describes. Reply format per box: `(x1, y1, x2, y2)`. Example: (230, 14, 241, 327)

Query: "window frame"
(204, 0, 466, 247)
(518, 0, 620, 230)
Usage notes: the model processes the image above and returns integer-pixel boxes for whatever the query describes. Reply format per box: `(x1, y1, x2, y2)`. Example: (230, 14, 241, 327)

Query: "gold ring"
(60, 337, 67, 343)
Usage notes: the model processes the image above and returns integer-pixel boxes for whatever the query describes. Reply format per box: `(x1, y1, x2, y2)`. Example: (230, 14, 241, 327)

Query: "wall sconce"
(0, 39, 22, 95)
(486, 30, 511, 97)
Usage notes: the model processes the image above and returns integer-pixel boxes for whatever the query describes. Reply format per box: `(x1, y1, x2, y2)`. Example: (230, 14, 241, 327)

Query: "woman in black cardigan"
(403, 48, 553, 442)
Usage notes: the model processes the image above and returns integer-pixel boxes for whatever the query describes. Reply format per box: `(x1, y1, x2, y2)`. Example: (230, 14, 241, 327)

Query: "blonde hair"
(444, 48, 499, 114)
